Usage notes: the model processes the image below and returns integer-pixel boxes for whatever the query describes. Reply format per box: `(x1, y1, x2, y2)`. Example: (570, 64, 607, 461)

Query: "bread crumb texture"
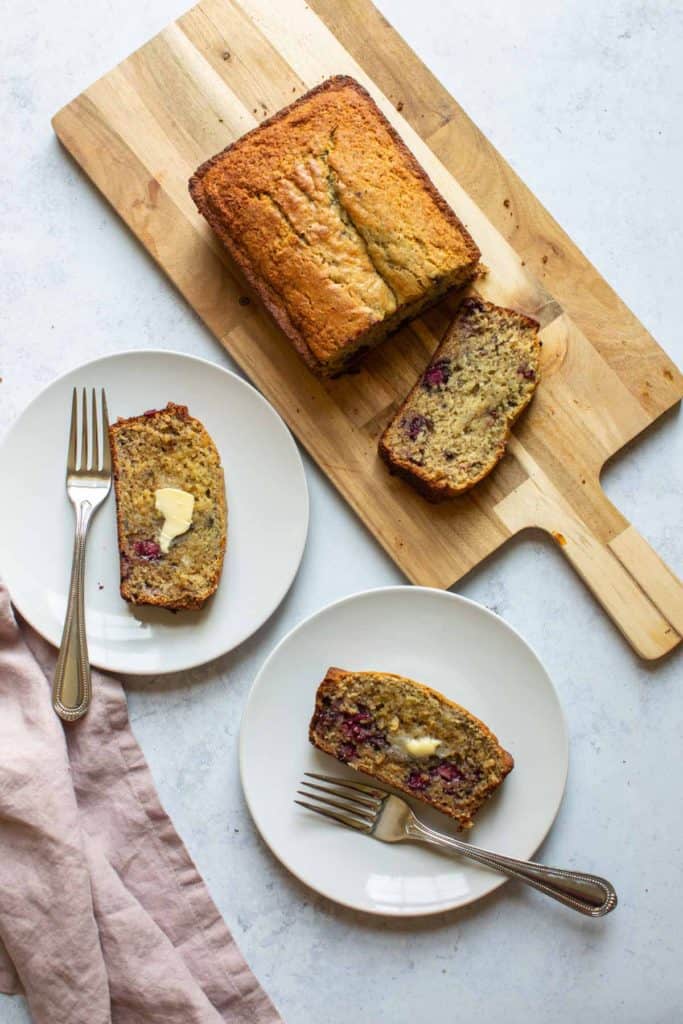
(109, 403, 227, 610)
(309, 667, 513, 829)
(379, 297, 540, 499)
(190, 76, 480, 376)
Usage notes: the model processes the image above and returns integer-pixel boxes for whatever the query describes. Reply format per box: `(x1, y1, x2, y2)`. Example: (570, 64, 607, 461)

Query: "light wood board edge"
(496, 440, 681, 659)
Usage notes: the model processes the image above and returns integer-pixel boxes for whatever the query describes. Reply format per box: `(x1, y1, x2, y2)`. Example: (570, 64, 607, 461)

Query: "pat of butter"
(155, 487, 195, 553)
(402, 736, 442, 758)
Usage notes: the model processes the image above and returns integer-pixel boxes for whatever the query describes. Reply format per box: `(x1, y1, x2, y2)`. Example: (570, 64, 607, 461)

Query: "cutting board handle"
(496, 474, 682, 660)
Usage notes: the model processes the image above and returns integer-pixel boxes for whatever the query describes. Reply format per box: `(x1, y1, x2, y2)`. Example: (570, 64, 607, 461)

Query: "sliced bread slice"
(109, 402, 227, 610)
(378, 297, 540, 500)
(309, 667, 513, 830)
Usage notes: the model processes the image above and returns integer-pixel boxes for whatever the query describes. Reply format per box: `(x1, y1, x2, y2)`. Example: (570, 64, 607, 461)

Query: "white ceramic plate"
(240, 587, 568, 916)
(0, 351, 308, 674)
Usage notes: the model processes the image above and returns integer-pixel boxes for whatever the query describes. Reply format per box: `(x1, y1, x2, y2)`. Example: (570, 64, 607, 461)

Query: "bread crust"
(309, 666, 513, 829)
(189, 75, 480, 377)
(109, 403, 227, 610)
(378, 297, 541, 500)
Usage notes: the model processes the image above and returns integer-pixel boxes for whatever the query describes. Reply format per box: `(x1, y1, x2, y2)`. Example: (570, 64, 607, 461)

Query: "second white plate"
(240, 587, 568, 916)
(0, 350, 309, 674)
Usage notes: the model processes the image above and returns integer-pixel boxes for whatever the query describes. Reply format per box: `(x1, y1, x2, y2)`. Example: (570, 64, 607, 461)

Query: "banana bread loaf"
(189, 75, 480, 377)
(309, 667, 513, 829)
(379, 297, 540, 500)
(109, 403, 227, 610)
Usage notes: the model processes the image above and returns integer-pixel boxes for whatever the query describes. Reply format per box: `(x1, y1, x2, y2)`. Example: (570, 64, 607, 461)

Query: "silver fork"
(297, 772, 617, 917)
(52, 388, 112, 722)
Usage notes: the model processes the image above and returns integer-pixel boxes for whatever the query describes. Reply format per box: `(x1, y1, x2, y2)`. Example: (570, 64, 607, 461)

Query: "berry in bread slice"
(309, 667, 513, 829)
(109, 402, 227, 610)
(378, 297, 540, 500)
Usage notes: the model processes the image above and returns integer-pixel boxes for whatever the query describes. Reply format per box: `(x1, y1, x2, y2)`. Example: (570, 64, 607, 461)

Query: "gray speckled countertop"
(1, 1, 682, 1021)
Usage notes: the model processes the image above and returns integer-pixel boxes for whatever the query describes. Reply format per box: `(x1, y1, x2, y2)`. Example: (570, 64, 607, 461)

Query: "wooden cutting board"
(52, 0, 683, 659)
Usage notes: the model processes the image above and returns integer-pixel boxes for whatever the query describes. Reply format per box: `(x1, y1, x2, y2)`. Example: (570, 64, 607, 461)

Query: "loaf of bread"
(309, 667, 513, 829)
(109, 403, 227, 610)
(379, 297, 540, 500)
(189, 75, 480, 377)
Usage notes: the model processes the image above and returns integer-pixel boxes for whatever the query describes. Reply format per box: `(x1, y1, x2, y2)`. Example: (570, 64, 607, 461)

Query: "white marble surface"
(1, 1, 682, 1021)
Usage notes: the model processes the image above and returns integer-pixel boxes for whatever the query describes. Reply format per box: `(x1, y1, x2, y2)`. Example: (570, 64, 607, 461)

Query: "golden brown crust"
(378, 297, 541, 500)
(189, 75, 480, 377)
(309, 667, 513, 829)
(109, 403, 227, 610)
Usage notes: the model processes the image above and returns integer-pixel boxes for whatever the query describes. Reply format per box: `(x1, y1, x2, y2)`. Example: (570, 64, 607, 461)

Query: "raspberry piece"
(517, 364, 536, 381)
(134, 540, 161, 559)
(406, 770, 430, 791)
(404, 414, 430, 440)
(422, 359, 451, 389)
(433, 762, 463, 783)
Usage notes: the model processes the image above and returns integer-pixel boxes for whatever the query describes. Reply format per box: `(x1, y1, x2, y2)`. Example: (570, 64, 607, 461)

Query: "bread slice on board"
(109, 403, 227, 610)
(379, 297, 540, 500)
(309, 667, 513, 829)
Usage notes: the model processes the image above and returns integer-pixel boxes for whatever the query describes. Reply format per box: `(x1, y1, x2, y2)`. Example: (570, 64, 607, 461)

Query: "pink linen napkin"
(0, 581, 282, 1024)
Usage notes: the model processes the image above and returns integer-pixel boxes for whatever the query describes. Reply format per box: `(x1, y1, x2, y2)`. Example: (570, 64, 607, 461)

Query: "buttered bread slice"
(109, 403, 227, 610)
(309, 667, 513, 829)
(379, 298, 540, 500)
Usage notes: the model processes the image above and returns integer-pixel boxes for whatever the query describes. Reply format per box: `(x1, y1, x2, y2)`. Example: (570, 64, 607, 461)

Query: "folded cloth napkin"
(0, 582, 282, 1024)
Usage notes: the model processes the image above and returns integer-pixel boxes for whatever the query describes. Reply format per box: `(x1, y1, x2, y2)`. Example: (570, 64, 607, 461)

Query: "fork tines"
(295, 772, 386, 833)
(68, 387, 111, 474)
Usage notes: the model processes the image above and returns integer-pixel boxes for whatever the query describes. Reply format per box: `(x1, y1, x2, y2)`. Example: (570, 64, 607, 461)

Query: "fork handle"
(52, 502, 93, 722)
(407, 819, 617, 917)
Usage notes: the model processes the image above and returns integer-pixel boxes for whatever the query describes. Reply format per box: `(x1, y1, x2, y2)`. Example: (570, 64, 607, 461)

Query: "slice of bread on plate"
(109, 402, 227, 610)
(309, 667, 513, 829)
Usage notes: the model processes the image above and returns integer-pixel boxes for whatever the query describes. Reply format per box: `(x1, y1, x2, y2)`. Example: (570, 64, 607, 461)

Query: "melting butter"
(399, 735, 442, 758)
(155, 487, 195, 553)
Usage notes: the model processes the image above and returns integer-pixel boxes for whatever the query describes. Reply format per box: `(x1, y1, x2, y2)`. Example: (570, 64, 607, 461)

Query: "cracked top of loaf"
(189, 76, 480, 377)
